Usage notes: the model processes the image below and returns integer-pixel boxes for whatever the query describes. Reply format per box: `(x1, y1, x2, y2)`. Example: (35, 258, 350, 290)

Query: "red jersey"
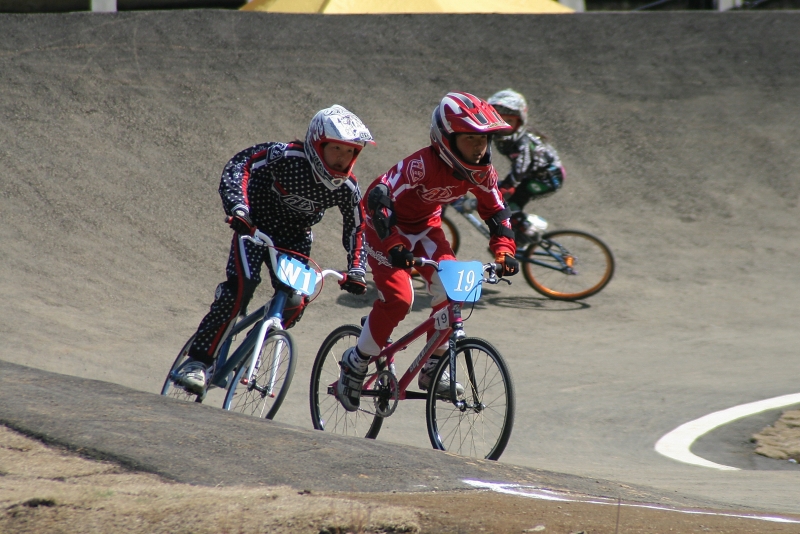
(364, 145, 515, 257)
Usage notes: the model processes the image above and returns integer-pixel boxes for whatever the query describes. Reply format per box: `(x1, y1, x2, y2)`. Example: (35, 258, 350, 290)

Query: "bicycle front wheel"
(309, 324, 383, 439)
(222, 329, 296, 420)
(426, 337, 514, 461)
(161, 334, 203, 403)
(522, 230, 614, 301)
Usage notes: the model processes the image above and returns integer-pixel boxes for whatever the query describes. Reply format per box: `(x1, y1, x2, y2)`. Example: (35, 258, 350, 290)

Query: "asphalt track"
(1, 9, 799, 516)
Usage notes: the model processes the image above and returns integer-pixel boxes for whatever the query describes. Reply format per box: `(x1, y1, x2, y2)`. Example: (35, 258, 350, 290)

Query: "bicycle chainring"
(373, 370, 399, 417)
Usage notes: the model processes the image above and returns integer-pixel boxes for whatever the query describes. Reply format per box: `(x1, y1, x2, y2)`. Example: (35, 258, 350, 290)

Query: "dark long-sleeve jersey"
(218, 140, 367, 274)
(495, 131, 564, 199)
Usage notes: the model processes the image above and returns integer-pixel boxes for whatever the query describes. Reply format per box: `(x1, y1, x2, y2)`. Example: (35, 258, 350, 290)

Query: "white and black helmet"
(487, 89, 528, 143)
(305, 105, 375, 190)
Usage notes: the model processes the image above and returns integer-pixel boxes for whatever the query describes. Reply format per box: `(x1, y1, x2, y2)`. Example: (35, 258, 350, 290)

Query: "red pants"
(358, 223, 455, 356)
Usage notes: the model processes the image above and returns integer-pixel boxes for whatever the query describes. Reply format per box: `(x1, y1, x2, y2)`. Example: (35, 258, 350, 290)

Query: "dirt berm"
(1, 10, 800, 533)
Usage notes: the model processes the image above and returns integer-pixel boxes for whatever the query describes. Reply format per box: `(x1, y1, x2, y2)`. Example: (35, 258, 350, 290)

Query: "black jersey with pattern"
(495, 131, 564, 195)
(218, 140, 366, 274)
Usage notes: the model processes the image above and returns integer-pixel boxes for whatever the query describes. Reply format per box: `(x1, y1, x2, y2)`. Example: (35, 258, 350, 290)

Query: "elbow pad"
(486, 207, 515, 239)
(367, 184, 395, 240)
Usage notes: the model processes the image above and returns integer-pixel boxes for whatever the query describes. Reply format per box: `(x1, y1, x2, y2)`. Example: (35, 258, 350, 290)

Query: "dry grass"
(0, 426, 419, 534)
(752, 410, 800, 463)
(3, 424, 800, 534)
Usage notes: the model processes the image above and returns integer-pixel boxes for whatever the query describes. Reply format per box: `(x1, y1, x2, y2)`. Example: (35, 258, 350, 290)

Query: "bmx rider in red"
(335, 92, 521, 413)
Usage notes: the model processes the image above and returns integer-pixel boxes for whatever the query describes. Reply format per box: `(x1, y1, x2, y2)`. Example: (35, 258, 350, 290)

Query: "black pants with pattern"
(188, 229, 312, 366)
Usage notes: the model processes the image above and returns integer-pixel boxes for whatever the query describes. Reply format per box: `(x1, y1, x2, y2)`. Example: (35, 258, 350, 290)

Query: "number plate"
(276, 254, 318, 296)
(433, 307, 450, 330)
(438, 260, 483, 302)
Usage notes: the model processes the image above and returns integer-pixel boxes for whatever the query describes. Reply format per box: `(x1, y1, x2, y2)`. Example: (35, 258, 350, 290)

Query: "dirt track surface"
(1, 9, 800, 530)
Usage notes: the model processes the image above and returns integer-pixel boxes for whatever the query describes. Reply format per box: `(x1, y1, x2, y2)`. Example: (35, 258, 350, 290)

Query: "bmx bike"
(443, 196, 615, 301)
(162, 228, 344, 421)
(310, 258, 515, 461)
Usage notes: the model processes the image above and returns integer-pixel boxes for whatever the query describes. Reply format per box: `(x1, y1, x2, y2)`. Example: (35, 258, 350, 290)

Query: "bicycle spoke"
(223, 330, 296, 420)
(310, 325, 383, 439)
(523, 231, 615, 300)
(427, 338, 514, 461)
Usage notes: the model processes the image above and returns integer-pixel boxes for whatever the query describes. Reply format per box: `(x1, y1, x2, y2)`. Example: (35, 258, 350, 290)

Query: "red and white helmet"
(430, 92, 512, 185)
(305, 105, 375, 190)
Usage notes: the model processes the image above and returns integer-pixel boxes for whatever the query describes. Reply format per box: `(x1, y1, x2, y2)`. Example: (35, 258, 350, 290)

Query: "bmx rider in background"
(176, 105, 374, 394)
(486, 89, 565, 239)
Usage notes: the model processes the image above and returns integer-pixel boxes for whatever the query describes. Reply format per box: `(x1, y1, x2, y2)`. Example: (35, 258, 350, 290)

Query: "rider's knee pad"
(283, 293, 309, 329)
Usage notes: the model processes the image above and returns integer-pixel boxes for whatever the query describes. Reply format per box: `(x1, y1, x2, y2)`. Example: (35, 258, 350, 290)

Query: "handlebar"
(414, 257, 507, 285)
(325, 269, 346, 282)
(237, 227, 345, 283)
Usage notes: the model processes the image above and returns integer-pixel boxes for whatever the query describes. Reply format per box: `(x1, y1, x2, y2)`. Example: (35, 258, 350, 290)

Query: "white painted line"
(463, 480, 800, 524)
(655, 393, 800, 470)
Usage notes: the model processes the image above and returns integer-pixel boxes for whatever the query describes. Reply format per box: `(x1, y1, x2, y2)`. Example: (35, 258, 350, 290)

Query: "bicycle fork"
(245, 335, 286, 398)
(445, 306, 483, 413)
(242, 290, 290, 398)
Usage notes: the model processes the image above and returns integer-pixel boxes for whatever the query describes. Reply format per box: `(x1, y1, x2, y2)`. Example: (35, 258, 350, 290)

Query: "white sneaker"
(418, 358, 464, 398)
(176, 359, 208, 395)
(336, 347, 369, 412)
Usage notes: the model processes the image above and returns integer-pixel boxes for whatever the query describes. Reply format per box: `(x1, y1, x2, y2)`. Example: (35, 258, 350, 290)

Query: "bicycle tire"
(309, 324, 383, 439)
(522, 230, 614, 301)
(441, 214, 461, 255)
(426, 337, 514, 461)
(160, 334, 204, 403)
(222, 329, 296, 420)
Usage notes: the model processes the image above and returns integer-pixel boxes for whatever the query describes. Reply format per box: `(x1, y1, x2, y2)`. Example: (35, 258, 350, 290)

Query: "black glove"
(228, 208, 255, 235)
(340, 271, 367, 295)
(389, 246, 415, 269)
(495, 253, 519, 277)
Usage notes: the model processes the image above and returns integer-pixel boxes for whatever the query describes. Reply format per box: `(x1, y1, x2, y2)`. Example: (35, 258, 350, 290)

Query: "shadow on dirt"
(484, 295, 591, 311)
(334, 280, 591, 312)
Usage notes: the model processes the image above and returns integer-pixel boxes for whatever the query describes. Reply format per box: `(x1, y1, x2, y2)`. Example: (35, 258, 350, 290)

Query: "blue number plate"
(276, 254, 318, 296)
(438, 260, 483, 302)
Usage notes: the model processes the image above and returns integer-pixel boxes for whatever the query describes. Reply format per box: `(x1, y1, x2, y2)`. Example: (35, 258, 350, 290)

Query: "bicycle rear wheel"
(426, 337, 514, 461)
(441, 214, 461, 255)
(522, 230, 614, 301)
(222, 329, 296, 420)
(160, 334, 203, 403)
(309, 324, 383, 439)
